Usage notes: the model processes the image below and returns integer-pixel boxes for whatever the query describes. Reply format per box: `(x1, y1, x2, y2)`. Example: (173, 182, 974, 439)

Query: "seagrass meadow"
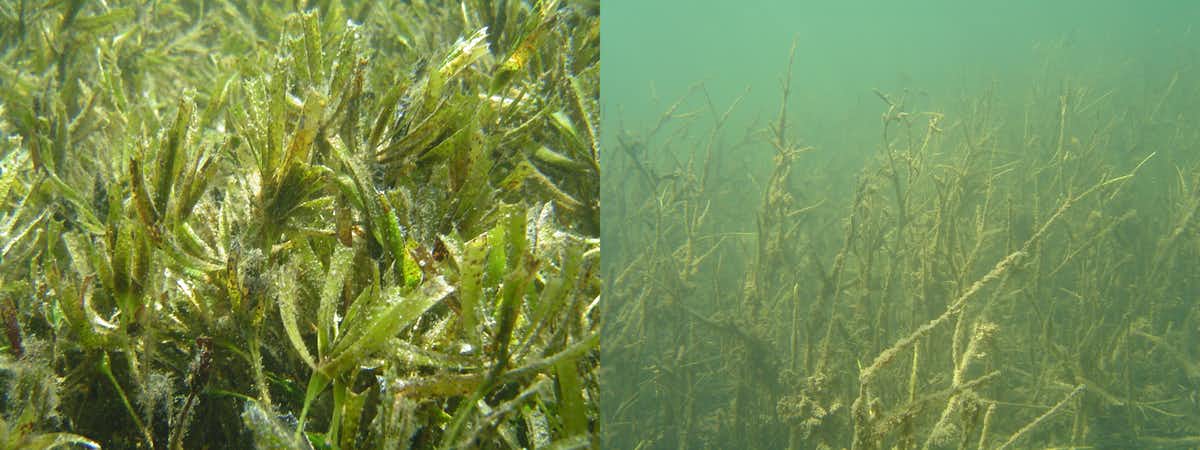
(0, 0, 598, 448)
(601, 1, 1200, 449)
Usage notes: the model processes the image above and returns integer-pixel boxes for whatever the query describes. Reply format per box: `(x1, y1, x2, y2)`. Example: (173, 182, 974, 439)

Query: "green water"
(604, 1, 1197, 127)
(602, 1, 1200, 448)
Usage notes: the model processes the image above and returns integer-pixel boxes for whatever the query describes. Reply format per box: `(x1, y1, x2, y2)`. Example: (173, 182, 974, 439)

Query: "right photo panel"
(601, 1, 1200, 448)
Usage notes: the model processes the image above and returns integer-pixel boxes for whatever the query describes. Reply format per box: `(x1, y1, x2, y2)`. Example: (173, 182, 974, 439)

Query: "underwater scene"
(0, 0, 598, 448)
(602, 1, 1200, 449)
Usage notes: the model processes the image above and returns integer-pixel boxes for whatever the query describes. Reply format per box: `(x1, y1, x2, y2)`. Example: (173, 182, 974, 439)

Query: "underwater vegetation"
(0, 0, 598, 448)
(603, 40, 1200, 449)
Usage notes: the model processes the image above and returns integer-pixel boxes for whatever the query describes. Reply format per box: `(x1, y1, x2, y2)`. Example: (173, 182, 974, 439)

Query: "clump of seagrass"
(0, 1, 599, 448)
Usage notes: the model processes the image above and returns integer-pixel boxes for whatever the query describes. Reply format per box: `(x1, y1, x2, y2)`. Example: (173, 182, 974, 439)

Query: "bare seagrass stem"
(851, 151, 1152, 449)
(995, 384, 1085, 450)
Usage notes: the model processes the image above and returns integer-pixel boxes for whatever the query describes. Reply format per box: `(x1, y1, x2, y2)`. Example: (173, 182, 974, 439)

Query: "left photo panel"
(0, 1, 598, 448)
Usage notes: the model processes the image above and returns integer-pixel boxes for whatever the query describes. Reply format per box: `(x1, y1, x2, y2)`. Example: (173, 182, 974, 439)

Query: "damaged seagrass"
(0, 0, 598, 448)
(604, 37, 1200, 448)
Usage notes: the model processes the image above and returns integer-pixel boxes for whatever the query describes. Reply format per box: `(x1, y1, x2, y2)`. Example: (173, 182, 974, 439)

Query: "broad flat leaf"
(277, 265, 316, 369)
(322, 276, 453, 375)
